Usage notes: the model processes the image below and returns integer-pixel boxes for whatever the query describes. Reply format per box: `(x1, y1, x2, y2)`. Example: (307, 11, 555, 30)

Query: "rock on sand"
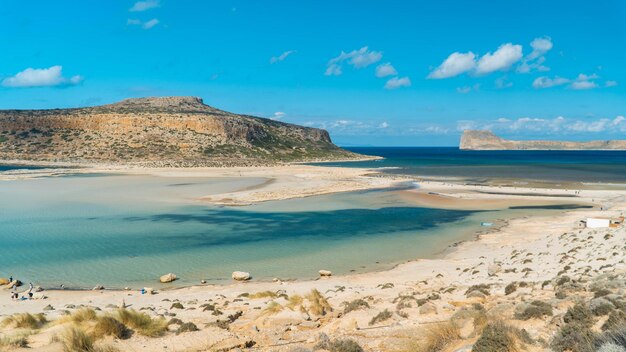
(318, 270, 332, 277)
(160, 273, 178, 283)
(232, 271, 251, 281)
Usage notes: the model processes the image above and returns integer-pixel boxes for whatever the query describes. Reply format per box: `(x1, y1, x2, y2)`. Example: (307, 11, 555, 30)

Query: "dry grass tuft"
(115, 308, 167, 337)
(92, 316, 130, 339)
(414, 321, 460, 352)
(249, 291, 278, 299)
(1, 313, 47, 329)
(0, 333, 29, 348)
(306, 289, 332, 316)
(58, 326, 120, 352)
(263, 301, 284, 315)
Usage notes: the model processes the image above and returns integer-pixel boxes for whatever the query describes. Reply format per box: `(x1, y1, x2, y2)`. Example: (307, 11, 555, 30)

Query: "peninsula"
(460, 130, 626, 150)
(0, 97, 363, 166)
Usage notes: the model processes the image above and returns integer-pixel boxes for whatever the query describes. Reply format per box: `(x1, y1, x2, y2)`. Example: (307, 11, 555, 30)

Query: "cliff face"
(0, 97, 359, 166)
(460, 130, 626, 150)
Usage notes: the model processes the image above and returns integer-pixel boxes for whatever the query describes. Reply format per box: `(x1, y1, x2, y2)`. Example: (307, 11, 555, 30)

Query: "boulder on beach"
(160, 273, 178, 283)
(319, 270, 332, 277)
(0, 278, 9, 285)
(92, 285, 105, 291)
(232, 271, 251, 281)
(142, 287, 155, 294)
(488, 264, 502, 276)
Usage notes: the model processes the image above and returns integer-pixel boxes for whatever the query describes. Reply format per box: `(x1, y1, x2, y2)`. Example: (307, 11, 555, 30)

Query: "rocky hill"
(460, 130, 626, 150)
(0, 97, 362, 166)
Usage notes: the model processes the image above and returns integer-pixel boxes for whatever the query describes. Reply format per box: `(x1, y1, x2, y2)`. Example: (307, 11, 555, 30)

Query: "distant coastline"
(460, 130, 626, 150)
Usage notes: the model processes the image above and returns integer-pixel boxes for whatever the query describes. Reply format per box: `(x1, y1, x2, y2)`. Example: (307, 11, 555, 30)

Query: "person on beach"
(27, 282, 34, 298)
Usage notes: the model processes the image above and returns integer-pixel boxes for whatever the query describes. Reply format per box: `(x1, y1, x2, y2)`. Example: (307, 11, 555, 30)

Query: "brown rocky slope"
(460, 130, 626, 150)
(0, 97, 362, 166)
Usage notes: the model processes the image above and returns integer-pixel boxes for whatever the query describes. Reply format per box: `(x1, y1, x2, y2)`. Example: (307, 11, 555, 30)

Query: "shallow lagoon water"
(0, 173, 532, 289)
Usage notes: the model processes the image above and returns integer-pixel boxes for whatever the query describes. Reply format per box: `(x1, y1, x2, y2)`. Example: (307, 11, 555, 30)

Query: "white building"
(586, 218, 611, 228)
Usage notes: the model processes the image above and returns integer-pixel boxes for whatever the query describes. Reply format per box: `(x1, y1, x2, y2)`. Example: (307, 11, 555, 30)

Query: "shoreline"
(3, 164, 626, 351)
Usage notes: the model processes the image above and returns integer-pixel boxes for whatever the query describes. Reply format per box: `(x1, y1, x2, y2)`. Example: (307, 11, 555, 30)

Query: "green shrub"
(504, 282, 517, 295)
(170, 302, 184, 309)
(550, 323, 596, 352)
(514, 300, 552, 320)
(564, 303, 594, 327)
(176, 322, 199, 334)
(472, 321, 531, 352)
(603, 310, 626, 332)
(328, 339, 364, 352)
(343, 299, 370, 314)
(369, 309, 392, 326)
(465, 284, 490, 296)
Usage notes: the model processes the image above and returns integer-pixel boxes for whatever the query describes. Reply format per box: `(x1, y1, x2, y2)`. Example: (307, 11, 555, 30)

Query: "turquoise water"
(0, 173, 513, 289)
(317, 147, 626, 183)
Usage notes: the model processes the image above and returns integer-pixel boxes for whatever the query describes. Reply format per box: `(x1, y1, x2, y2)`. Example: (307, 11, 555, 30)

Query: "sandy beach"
(2, 164, 626, 351)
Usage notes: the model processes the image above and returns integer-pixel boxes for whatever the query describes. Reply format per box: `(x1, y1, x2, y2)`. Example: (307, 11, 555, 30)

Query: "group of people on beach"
(8, 276, 35, 301)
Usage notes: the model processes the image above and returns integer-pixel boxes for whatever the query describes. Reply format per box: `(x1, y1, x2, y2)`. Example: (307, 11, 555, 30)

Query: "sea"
(0, 147, 618, 288)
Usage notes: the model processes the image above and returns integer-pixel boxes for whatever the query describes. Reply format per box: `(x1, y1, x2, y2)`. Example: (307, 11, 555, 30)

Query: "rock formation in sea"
(460, 130, 626, 150)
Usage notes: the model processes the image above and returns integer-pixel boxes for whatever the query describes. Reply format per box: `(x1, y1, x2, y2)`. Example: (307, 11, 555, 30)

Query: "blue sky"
(1, 0, 625, 146)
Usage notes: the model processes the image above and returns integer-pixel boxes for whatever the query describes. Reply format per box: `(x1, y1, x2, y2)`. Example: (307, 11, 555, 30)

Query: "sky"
(1, 0, 625, 146)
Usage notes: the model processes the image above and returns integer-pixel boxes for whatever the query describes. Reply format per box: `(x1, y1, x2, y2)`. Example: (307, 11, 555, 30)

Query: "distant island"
(0, 96, 363, 166)
(460, 130, 626, 150)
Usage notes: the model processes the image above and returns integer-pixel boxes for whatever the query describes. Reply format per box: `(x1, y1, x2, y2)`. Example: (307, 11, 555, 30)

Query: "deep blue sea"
(319, 147, 626, 183)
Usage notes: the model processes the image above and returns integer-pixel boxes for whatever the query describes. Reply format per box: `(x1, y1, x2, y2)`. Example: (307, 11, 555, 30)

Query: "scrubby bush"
(564, 303, 594, 327)
(369, 309, 392, 326)
(93, 316, 130, 339)
(328, 339, 364, 352)
(115, 309, 167, 337)
(603, 311, 626, 332)
(472, 321, 531, 352)
(597, 343, 626, 352)
(504, 282, 517, 295)
(514, 300, 553, 320)
(170, 302, 184, 309)
(176, 322, 199, 334)
(314, 335, 364, 352)
(550, 323, 596, 352)
(465, 284, 490, 297)
(343, 299, 370, 314)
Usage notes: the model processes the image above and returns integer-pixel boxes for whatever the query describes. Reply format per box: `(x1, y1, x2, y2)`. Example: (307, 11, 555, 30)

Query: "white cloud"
(270, 112, 286, 120)
(378, 122, 389, 129)
(495, 76, 513, 89)
(325, 46, 382, 76)
(270, 50, 296, 64)
(459, 115, 626, 134)
(606, 80, 618, 87)
(384, 76, 411, 89)
(142, 18, 159, 29)
(127, 18, 159, 29)
(476, 43, 523, 75)
(528, 37, 553, 59)
(2, 66, 83, 88)
(570, 80, 597, 90)
(456, 83, 480, 94)
(375, 63, 397, 78)
(569, 73, 599, 90)
(532, 76, 570, 89)
(518, 36, 553, 74)
(130, 0, 160, 12)
(427, 52, 476, 79)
